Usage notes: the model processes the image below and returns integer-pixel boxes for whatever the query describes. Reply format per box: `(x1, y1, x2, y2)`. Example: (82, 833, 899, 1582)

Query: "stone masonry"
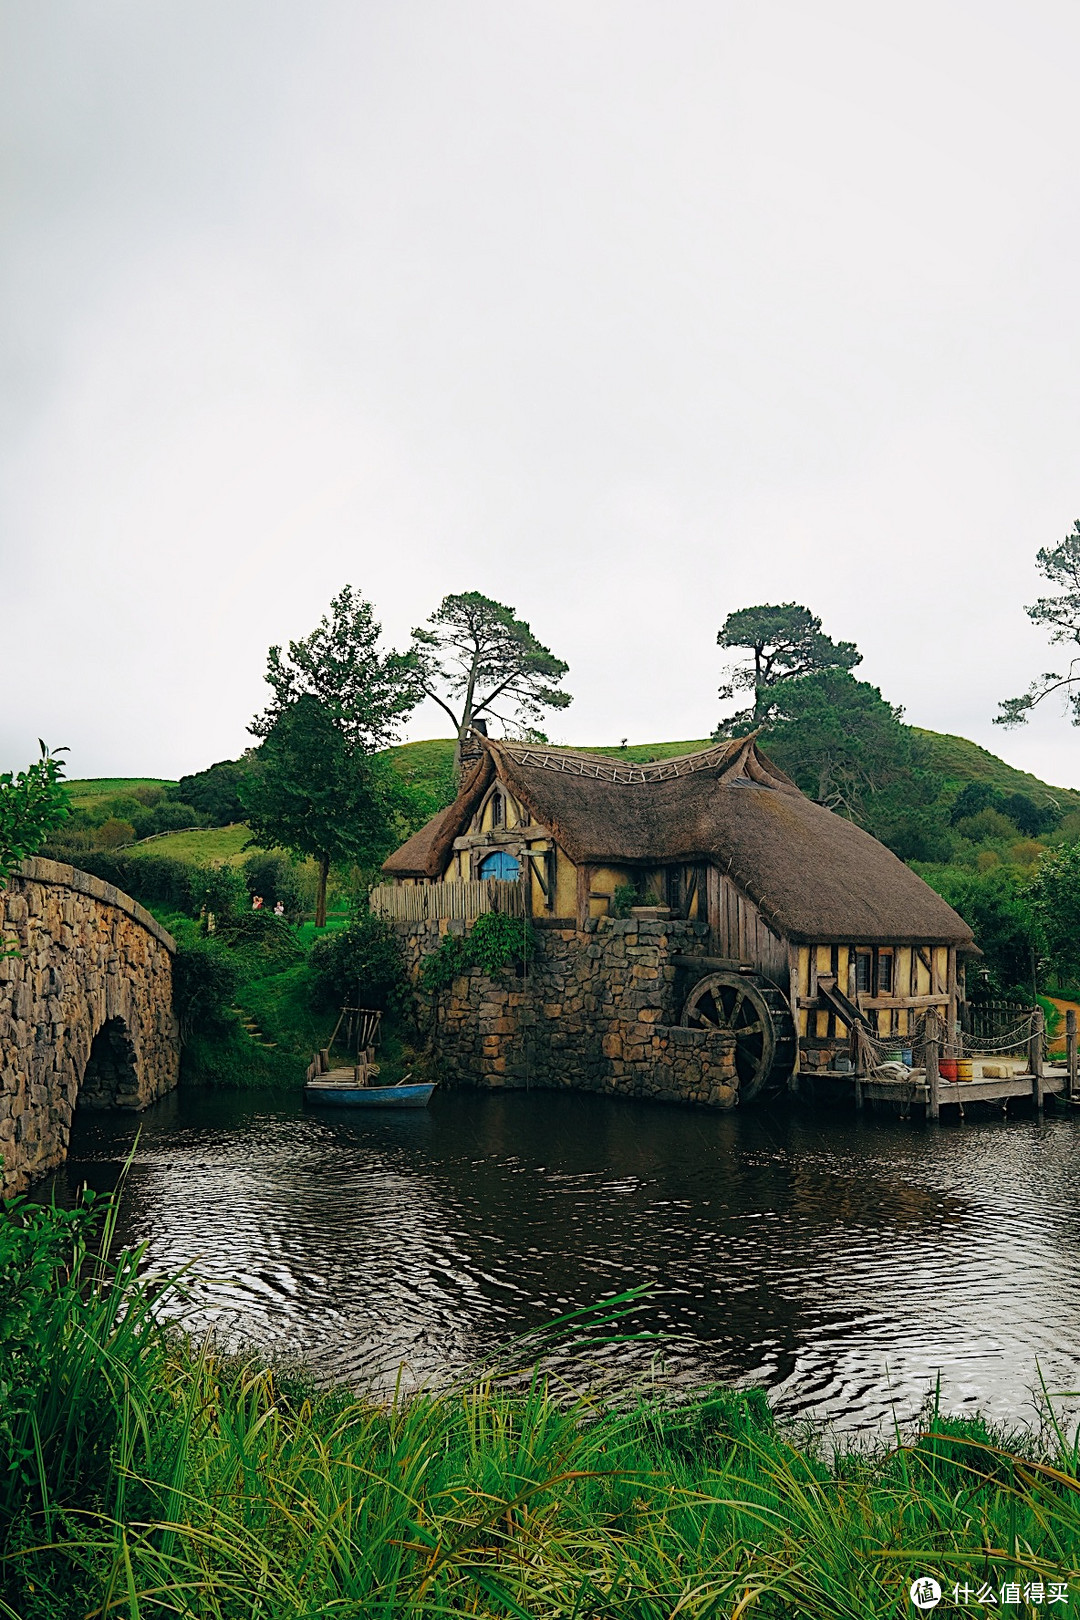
(399, 915, 738, 1108)
(0, 857, 180, 1195)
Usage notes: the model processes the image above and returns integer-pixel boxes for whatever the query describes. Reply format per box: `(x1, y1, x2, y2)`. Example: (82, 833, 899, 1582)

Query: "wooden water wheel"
(680, 970, 796, 1102)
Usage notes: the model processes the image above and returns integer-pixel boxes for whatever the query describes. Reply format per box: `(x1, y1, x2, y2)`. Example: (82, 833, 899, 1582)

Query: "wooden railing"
(368, 880, 525, 923)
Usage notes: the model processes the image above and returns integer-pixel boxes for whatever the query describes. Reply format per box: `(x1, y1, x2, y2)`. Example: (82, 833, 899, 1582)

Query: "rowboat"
(304, 1066, 436, 1109)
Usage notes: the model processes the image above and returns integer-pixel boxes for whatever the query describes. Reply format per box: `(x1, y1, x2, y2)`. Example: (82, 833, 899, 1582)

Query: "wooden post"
(1068, 1008, 1078, 1102)
(925, 1007, 940, 1122)
(853, 1027, 864, 1113)
(1031, 1005, 1045, 1116)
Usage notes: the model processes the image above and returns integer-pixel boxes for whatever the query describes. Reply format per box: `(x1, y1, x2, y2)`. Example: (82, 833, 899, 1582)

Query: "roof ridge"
(490, 735, 749, 784)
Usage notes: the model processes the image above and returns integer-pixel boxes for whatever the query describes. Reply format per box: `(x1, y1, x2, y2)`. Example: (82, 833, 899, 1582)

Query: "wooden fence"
(966, 999, 1031, 1042)
(368, 880, 525, 923)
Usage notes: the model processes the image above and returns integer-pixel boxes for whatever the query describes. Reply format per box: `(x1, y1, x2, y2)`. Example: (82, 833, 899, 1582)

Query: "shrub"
(419, 911, 536, 992)
(611, 882, 650, 918)
(171, 936, 241, 1040)
(242, 851, 303, 916)
(96, 817, 136, 849)
(186, 862, 247, 921)
(174, 757, 250, 825)
(310, 914, 409, 1012)
(214, 910, 303, 965)
(132, 784, 164, 808)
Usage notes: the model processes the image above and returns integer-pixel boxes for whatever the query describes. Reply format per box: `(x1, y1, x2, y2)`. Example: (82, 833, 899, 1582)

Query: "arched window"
(478, 851, 520, 881)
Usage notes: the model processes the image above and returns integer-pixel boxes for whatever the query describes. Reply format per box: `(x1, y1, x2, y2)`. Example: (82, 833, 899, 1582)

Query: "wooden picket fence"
(368, 879, 525, 923)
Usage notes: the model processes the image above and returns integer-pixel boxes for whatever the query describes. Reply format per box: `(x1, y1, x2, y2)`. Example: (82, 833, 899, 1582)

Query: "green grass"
(4, 1194, 1080, 1619)
(126, 823, 252, 866)
(915, 729, 1080, 811)
(63, 777, 174, 809)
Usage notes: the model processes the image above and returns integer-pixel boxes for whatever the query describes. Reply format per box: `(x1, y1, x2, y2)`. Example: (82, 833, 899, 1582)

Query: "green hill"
(913, 730, 1080, 813)
(53, 729, 1080, 872)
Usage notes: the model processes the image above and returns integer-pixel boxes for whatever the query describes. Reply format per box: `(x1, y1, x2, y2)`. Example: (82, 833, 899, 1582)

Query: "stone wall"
(400, 915, 738, 1109)
(0, 858, 180, 1194)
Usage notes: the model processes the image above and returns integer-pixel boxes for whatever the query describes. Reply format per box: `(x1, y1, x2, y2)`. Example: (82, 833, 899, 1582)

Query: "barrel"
(955, 1057, 973, 1084)
(939, 1057, 958, 1082)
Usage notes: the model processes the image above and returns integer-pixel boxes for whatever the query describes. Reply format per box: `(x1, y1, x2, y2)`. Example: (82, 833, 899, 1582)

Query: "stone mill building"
(372, 733, 975, 1107)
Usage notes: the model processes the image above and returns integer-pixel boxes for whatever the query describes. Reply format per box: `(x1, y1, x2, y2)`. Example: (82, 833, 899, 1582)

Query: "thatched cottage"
(376, 733, 975, 1099)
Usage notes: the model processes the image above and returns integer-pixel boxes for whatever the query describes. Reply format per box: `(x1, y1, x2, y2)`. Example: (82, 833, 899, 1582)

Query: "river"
(40, 1086, 1080, 1433)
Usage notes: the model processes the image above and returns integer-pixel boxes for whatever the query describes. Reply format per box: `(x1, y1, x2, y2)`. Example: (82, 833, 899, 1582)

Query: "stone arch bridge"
(0, 858, 180, 1194)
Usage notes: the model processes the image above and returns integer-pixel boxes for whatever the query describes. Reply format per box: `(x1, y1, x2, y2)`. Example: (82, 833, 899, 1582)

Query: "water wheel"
(680, 970, 796, 1102)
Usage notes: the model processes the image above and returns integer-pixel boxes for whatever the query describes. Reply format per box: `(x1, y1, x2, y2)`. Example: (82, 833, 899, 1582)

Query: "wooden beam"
(1068, 1008, 1077, 1102)
(925, 1007, 940, 1122)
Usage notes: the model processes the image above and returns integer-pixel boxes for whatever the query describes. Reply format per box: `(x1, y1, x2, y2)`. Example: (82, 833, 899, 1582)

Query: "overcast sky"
(4, 1, 1080, 786)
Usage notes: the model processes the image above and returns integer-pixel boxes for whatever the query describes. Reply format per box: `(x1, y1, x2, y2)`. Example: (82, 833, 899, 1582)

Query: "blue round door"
(478, 851, 520, 881)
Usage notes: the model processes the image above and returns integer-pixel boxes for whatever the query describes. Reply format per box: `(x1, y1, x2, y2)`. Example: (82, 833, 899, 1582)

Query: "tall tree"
(240, 696, 398, 927)
(761, 670, 948, 860)
(251, 584, 418, 753)
(715, 603, 861, 730)
(409, 592, 572, 779)
(0, 745, 70, 887)
(997, 521, 1080, 727)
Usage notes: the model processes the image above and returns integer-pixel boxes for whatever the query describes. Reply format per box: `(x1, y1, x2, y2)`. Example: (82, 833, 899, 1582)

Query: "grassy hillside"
(126, 824, 252, 866)
(64, 778, 173, 809)
(914, 729, 1080, 812)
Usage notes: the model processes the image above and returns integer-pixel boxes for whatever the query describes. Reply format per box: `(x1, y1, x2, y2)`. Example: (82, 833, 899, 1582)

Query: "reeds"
(3, 1189, 1079, 1618)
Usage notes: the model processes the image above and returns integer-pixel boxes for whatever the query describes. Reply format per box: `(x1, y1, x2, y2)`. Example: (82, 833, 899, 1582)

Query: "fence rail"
(966, 999, 1032, 1042)
(368, 880, 525, 923)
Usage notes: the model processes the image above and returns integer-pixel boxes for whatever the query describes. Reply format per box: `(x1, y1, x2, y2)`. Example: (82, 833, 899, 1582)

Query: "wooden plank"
(925, 1008, 940, 1121)
(1068, 1009, 1077, 1101)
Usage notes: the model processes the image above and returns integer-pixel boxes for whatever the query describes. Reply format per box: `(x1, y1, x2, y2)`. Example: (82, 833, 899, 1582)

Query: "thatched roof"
(382, 737, 974, 947)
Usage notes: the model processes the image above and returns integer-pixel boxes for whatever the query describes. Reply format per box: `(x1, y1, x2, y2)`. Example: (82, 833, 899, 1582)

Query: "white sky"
(3, 1, 1080, 785)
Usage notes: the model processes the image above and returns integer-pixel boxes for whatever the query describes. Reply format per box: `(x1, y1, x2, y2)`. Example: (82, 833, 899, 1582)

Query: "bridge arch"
(0, 858, 180, 1194)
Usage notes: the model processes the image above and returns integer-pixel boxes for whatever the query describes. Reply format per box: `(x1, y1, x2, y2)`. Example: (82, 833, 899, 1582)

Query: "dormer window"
(491, 791, 504, 828)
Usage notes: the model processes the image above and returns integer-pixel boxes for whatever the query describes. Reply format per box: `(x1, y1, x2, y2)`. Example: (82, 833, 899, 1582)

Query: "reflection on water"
(41, 1086, 1080, 1431)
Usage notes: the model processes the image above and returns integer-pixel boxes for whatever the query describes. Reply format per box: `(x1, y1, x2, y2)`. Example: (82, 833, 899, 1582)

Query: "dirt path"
(1046, 996, 1080, 1053)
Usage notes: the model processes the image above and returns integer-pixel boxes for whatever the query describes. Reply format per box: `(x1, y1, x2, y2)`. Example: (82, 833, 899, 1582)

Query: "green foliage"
(241, 695, 404, 925)
(716, 602, 861, 728)
(755, 670, 951, 860)
(131, 799, 204, 838)
(242, 850, 303, 915)
(6, 1198, 1080, 1618)
(309, 912, 409, 1011)
(173, 756, 249, 824)
(171, 935, 242, 1040)
(1027, 843, 1080, 984)
(251, 583, 417, 752)
(611, 882, 652, 917)
(0, 744, 70, 885)
(917, 863, 1042, 994)
(213, 910, 304, 966)
(420, 910, 536, 992)
(410, 591, 572, 751)
(998, 519, 1080, 726)
(951, 781, 1060, 837)
(185, 861, 247, 920)
(95, 816, 135, 849)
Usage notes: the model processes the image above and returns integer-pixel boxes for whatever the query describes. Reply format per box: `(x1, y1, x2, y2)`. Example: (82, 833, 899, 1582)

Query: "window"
(490, 792, 504, 828)
(666, 867, 682, 911)
(876, 952, 893, 994)
(855, 951, 872, 993)
(478, 851, 520, 881)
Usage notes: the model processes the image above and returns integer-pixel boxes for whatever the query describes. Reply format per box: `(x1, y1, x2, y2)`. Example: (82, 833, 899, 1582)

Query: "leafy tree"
(998, 521, 1080, 726)
(241, 695, 399, 926)
(1027, 844, 1080, 985)
(0, 745, 70, 887)
(715, 603, 861, 729)
(242, 852, 303, 917)
(409, 593, 571, 778)
(309, 913, 409, 1013)
(251, 585, 417, 753)
(918, 864, 1042, 995)
(174, 759, 250, 825)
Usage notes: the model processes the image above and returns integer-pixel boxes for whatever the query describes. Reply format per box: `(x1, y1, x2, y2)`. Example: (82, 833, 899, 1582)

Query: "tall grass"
(3, 1190, 1080, 1618)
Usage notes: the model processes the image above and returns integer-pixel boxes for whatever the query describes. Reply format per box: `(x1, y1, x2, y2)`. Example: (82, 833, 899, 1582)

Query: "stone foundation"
(399, 916, 738, 1109)
(0, 859, 180, 1194)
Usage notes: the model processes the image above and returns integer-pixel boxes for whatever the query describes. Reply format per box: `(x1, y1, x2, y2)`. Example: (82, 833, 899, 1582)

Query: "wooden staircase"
(231, 1007, 277, 1049)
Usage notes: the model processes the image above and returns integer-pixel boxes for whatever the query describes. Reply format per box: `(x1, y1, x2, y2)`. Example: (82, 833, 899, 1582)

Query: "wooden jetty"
(805, 1006, 1080, 1122)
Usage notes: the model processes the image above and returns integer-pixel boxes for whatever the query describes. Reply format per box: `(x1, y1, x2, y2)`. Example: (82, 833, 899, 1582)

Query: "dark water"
(40, 1086, 1080, 1433)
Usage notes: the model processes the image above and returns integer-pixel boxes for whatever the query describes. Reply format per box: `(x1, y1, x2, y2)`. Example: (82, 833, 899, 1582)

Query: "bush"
(243, 851, 303, 916)
(917, 863, 1041, 993)
(419, 911, 536, 992)
(171, 936, 241, 1039)
(611, 883, 651, 918)
(174, 757, 250, 825)
(214, 910, 303, 965)
(310, 914, 409, 1012)
(96, 817, 135, 849)
(186, 862, 248, 921)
